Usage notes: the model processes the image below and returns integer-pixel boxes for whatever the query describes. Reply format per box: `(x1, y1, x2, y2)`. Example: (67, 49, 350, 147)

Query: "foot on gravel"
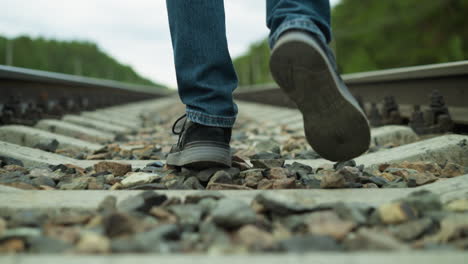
(166, 114, 232, 169)
(270, 30, 371, 161)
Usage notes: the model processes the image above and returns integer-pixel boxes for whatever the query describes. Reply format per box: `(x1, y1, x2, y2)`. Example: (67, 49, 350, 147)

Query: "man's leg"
(166, 0, 238, 127)
(165, 0, 236, 168)
(267, 0, 371, 161)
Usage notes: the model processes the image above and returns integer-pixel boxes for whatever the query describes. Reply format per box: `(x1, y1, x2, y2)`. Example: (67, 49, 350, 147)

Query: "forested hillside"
(0, 35, 165, 88)
(234, 0, 468, 87)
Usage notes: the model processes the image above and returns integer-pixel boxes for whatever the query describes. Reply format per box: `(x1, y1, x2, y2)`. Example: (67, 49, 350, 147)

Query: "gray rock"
(185, 192, 225, 204)
(197, 198, 219, 216)
(295, 150, 320, 159)
(0, 227, 41, 240)
(211, 198, 257, 228)
(128, 183, 167, 190)
(287, 162, 314, 178)
(334, 160, 357, 170)
(0, 156, 24, 166)
(29, 168, 65, 181)
(383, 180, 408, 188)
(28, 236, 72, 253)
(9, 210, 47, 227)
(34, 139, 59, 152)
(168, 204, 203, 228)
(344, 228, 409, 251)
(98, 195, 117, 214)
(390, 218, 435, 241)
(255, 139, 280, 154)
(118, 191, 167, 213)
(121, 172, 161, 188)
(369, 176, 388, 187)
(32, 176, 56, 188)
(183, 177, 204, 190)
(111, 238, 146, 253)
(58, 177, 89, 190)
(103, 212, 136, 238)
(249, 152, 281, 160)
(333, 202, 371, 225)
(196, 167, 220, 182)
(165, 178, 189, 190)
(401, 190, 442, 215)
(302, 176, 322, 189)
(253, 192, 317, 214)
(337, 166, 361, 182)
(208, 171, 232, 185)
(250, 159, 285, 169)
(279, 235, 342, 252)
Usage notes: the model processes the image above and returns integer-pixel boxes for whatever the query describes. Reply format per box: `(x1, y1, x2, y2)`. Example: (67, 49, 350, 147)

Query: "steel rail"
(0, 65, 173, 124)
(234, 61, 468, 125)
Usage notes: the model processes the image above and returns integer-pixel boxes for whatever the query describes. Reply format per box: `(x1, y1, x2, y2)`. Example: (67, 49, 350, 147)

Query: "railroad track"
(0, 63, 467, 262)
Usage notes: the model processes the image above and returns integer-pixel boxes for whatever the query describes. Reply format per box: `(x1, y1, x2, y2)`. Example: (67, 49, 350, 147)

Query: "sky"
(1, 0, 340, 89)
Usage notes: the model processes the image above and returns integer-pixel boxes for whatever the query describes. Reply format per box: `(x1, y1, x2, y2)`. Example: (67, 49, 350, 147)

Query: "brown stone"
(378, 163, 390, 172)
(345, 228, 409, 251)
(378, 202, 416, 224)
(446, 199, 468, 212)
(88, 178, 105, 190)
(241, 169, 264, 188)
(43, 225, 81, 243)
(75, 232, 110, 253)
(38, 185, 56, 190)
(131, 145, 155, 159)
(1, 182, 37, 190)
(94, 161, 132, 177)
(3, 164, 28, 173)
(264, 167, 289, 180)
(103, 213, 137, 238)
(392, 161, 442, 176)
(86, 153, 110, 160)
(257, 179, 273, 190)
(0, 238, 25, 253)
(379, 172, 398, 182)
(206, 183, 253, 190)
(236, 225, 275, 249)
(407, 172, 438, 186)
(64, 164, 86, 175)
(272, 178, 296, 189)
(150, 207, 177, 224)
(305, 211, 356, 240)
(320, 171, 346, 188)
(425, 214, 468, 243)
(441, 162, 464, 178)
(363, 183, 379, 188)
(110, 183, 122, 190)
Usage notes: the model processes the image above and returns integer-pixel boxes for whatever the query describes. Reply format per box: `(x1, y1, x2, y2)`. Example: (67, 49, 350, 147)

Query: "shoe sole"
(166, 141, 231, 169)
(270, 32, 370, 161)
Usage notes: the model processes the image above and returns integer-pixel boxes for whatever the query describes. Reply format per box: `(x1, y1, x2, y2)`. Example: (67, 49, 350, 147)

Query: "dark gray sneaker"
(270, 30, 370, 161)
(166, 114, 232, 168)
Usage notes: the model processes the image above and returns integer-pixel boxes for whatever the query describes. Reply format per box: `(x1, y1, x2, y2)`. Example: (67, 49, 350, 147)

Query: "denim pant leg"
(266, 0, 331, 48)
(166, 0, 238, 128)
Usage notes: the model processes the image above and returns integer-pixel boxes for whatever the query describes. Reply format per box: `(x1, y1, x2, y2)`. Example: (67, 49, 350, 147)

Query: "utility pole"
(5, 39, 13, 66)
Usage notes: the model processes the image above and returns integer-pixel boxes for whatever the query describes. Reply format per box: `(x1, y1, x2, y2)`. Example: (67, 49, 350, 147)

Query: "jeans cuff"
(186, 108, 236, 128)
(269, 18, 326, 48)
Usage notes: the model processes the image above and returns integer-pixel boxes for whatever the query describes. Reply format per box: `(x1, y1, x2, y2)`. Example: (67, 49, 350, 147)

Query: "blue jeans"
(166, 0, 331, 127)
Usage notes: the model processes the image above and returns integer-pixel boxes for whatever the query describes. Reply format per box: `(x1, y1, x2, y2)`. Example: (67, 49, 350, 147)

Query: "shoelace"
(171, 114, 187, 146)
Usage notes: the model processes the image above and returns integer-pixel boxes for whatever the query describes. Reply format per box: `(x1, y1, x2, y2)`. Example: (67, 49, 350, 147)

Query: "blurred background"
(1, 0, 467, 90)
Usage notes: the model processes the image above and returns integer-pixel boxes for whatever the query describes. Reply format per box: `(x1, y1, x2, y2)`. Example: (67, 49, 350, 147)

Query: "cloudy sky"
(1, 0, 340, 88)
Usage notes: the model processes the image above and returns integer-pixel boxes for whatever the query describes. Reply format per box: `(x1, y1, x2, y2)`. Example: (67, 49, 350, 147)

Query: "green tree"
(0, 35, 166, 88)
